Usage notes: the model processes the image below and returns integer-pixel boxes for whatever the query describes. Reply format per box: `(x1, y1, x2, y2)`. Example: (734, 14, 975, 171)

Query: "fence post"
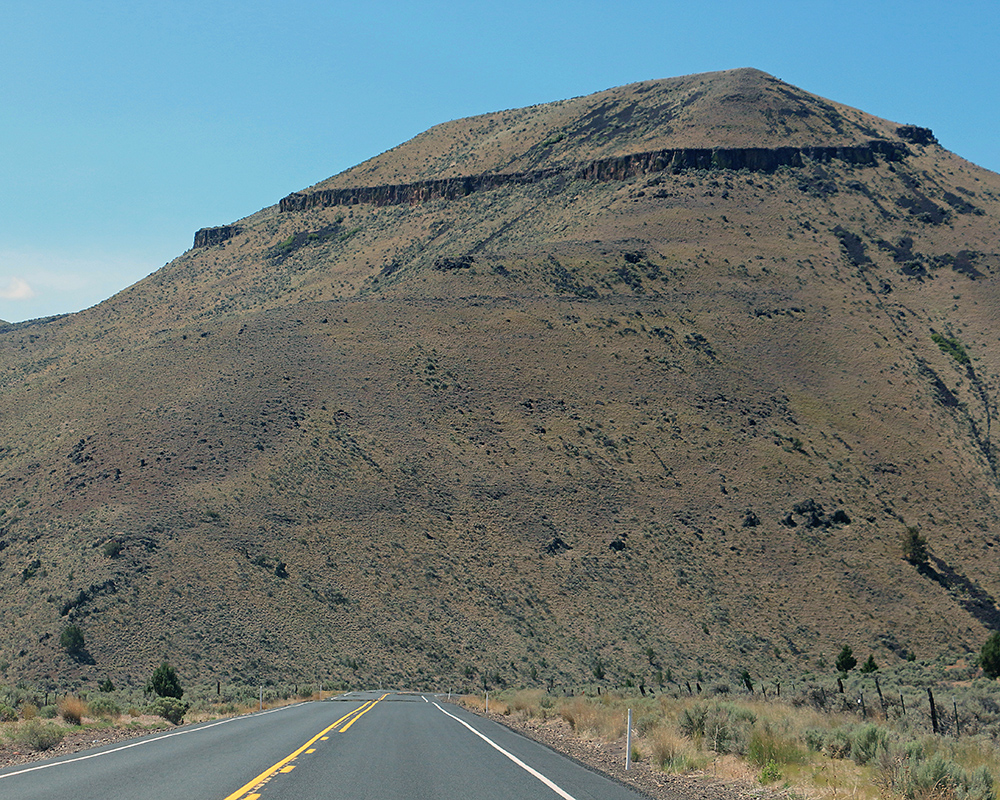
(928, 688, 938, 734)
(954, 699, 961, 737)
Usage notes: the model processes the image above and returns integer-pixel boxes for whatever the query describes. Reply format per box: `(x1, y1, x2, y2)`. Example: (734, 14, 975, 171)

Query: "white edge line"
(0, 701, 309, 781)
(434, 702, 578, 800)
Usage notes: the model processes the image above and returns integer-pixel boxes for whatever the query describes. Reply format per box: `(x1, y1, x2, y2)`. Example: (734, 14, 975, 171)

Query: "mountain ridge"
(307, 69, 916, 191)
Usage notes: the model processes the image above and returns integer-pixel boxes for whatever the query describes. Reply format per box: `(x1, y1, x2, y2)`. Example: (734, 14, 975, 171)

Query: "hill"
(2, 68, 1000, 693)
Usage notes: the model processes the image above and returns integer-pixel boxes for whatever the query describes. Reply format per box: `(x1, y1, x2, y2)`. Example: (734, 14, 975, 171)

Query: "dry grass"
(57, 696, 87, 726)
(468, 690, 1000, 800)
(461, 694, 510, 716)
(647, 725, 704, 773)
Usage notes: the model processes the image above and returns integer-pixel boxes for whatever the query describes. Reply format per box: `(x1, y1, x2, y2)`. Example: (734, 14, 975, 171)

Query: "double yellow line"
(224, 694, 387, 800)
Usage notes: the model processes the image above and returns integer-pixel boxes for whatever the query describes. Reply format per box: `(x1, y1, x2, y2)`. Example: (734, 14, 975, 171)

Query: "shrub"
(903, 526, 929, 566)
(88, 696, 121, 719)
(823, 728, 853, 759)
(850, 723, 888, 765)
(21, 703, 37, 720)
(760, 759, 782, 784)
(58, 696, 87, 725)
(932, 333, 970, 365)
(981, 632, 1000, 679)
(0, 703, 16, 722)
(59, 624, 86, 658)
(147, 662, 183, 699)
(8, 719, 64, 751)
(149, 697, 189, 725)
(679, 704, 708, 739)
(804, 728, 826, 753)
(860, 654, 878, 674)
(38, 705, 58, 719)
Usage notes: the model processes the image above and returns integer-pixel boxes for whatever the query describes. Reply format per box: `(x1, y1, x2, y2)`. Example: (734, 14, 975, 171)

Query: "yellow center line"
(222, 699, 381, 800)
(338, 693, 387, 732)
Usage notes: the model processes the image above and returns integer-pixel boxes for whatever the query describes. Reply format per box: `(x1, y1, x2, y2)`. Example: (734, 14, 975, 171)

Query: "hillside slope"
(2, 69, 1000, 692)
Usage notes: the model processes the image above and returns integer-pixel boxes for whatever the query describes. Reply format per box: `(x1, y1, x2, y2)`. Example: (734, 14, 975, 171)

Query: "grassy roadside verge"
(0, 687, 339, 769)
(458, 686, 999, 800)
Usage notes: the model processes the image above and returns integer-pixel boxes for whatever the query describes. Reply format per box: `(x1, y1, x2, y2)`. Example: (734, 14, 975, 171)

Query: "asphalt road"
(0, 691, 646, 799)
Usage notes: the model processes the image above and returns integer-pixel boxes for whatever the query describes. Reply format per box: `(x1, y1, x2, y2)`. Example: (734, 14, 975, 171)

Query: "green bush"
(0, 703, 16, 722)
(823, 728, 852, 759)
(804, 728, 826, 753)
(902, 526, 929, 565)
(38, 705, 58, 719)
(88, 696, 121, 719)
(149, 697, 189, 725)
(8, 719, 64, 751)
(59, 624, 86, 657)
(932, 333, 970, 365)
(849, 723, 888, 765)
(759, 759, 782, 784)
(679, 704, 708, 738)
(981, 632, 1000, 679)
(147, 662, 183, 699)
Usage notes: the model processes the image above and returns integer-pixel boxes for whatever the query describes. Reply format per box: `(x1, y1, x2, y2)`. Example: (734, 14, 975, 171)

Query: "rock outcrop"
(279, 141, 910, 213)
(194, 225, 243, 248)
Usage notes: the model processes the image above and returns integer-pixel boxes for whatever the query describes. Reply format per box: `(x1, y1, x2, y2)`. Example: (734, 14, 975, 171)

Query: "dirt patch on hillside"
(483, 711, 783, 800)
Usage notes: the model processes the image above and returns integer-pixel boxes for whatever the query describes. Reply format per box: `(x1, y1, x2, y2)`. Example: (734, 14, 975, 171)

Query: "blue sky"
(2, 0, 998, 322)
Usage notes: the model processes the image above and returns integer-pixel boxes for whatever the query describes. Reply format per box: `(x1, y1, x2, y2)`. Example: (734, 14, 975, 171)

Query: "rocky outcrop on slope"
(193, 225, 243, 248)
(279, 140, 910, 212)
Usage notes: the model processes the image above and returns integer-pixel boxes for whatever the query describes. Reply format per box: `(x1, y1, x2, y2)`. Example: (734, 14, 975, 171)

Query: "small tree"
(860, 654, 878, 674)
(835, 645, 857, 673)
(902, 526, 929, 566)
(740, 669, 754, 693)
(980, 632, 1000, 679)
(59, 625, 86, 658)
(147, 662, 183, 699)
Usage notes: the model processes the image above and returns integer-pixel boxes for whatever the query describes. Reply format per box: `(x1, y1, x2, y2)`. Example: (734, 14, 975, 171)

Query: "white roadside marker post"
(625, 708, 632, 770)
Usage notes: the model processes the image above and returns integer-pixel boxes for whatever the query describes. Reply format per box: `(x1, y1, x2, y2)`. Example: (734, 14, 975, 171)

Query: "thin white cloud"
(0, 246, 160, 322)
(0, 277, 35, 300)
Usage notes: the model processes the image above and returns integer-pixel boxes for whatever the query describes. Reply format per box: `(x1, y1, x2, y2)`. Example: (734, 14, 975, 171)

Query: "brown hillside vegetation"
(2, 68, 1000, 692)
